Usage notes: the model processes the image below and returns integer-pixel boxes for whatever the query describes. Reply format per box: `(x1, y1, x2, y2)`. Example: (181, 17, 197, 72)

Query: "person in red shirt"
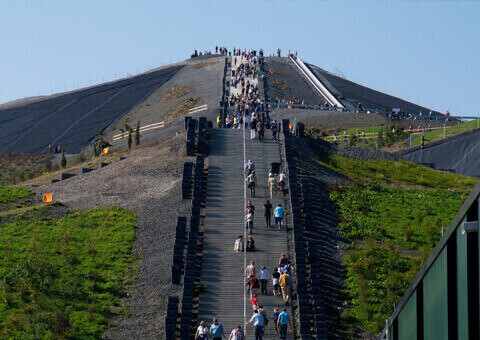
(251, 294, 259, 311)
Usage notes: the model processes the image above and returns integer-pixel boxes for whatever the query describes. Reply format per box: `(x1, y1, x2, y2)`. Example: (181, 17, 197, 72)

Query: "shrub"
(61, 150, 67, 168)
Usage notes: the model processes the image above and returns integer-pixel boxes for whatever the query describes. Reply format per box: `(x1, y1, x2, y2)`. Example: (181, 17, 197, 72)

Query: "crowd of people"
(196, 48, 294, 340)
(196, 255, 294, 340)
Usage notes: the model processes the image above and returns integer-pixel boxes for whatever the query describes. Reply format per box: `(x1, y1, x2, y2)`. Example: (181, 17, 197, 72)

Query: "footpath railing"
(264, 101, 479, 122)
(281, 119, 328, 339)
(289, 55, 344, 108)
(112, 121, 164, 141)
(324, 126, 446, 141)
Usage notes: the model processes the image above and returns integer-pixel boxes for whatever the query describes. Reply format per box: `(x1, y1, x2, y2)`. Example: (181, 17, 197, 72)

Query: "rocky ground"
(263, 57, 326, 105)
(31, 135, 193, 339)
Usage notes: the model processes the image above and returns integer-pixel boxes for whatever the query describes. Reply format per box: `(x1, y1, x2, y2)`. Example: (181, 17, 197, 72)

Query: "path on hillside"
(230, 55, 259, 97)
(198, 128, 293, 339)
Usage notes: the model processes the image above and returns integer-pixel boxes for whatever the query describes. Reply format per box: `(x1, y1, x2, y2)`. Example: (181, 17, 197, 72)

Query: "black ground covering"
(308, 64, 442, 116)
(0, 65, 183, 153)
(399, 129, 480, 176)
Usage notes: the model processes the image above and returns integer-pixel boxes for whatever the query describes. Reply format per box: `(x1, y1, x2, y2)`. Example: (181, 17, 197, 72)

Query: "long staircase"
(197, 128, 294, 339)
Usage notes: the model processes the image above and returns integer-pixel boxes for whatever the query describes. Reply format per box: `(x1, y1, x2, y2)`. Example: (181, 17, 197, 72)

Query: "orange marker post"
(43, 193, 53, 204)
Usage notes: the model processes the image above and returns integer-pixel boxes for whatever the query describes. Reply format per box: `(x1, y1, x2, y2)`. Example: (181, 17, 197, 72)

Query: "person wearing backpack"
(245, 170, 257, 198)
(246, 236, 255, 252)
(256, 119, 265, 142)
(245, 274, 260, 298)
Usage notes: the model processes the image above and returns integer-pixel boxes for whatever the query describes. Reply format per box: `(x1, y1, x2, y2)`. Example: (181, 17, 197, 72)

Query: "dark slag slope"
(0, 65, 183, 154)
(308, 64, 442, 115)
(400, 129, 480, 176)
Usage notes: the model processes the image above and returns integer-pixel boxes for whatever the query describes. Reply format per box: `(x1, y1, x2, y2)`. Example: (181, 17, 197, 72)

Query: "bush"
(61, 150, 67, 168)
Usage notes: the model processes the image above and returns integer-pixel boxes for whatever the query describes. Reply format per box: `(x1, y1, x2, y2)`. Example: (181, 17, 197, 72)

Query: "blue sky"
(1, 0, 479, 115)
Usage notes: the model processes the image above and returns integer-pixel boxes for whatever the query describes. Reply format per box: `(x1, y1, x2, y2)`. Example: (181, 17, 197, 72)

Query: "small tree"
(127, 130, 133, 149)
(94, 130, 110, 157)
(377, 128, 384, 148)
(135, 121, 140, 146)
(349, 134, 358, 147)
(61, 149, 67, 168)
(119, 124, 133, 149)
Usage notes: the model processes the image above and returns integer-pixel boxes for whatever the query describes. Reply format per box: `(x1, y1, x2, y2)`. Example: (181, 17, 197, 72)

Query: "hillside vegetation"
(0, 205, 136, 339)
(320, 154, 475, 334)
(411, 119, 480, 146)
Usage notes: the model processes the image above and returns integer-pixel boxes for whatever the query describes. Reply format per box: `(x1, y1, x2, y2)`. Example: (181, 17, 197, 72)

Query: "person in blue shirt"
(210, 318, 224, 340)
(274, 204, 285, 229)
(277, 308, 292, 340)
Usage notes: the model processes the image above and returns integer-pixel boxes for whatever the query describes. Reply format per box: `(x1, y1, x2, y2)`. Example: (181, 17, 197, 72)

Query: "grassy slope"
(327, 156, 477, 190)
(411, 119, 480, 146)
(0, 206, 136, 339)
(0, 186, 34, 204)
(321, 155, 475, 334)
(0, 153, 51, 186)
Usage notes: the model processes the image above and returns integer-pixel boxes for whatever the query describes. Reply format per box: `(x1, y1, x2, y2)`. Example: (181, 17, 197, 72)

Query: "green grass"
(320, 149, 476, 335)
(319, 155, 477, 190)
(0, 186, 35, 204)
(340, 126, 384, 135)
(0, 206, 136, 339)
(411, 119, 480, 146)
(332, 183, 469, 334)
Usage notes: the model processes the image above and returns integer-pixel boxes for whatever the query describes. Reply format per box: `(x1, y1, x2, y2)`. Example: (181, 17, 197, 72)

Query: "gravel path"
(31, 135, 193, 339)
(335, 145, 399, 161)
(269, 107, 457, 131)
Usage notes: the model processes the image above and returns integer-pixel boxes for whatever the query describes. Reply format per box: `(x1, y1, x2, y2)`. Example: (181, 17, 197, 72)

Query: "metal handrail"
(289, 55, 344, 108)
(263, 101, 478, 121)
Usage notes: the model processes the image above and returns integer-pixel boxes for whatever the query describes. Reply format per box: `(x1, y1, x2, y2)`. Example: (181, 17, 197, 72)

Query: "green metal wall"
(457, 225, 469, 339)
(423, 248, 448, 340)
(398, 290, 417, 340)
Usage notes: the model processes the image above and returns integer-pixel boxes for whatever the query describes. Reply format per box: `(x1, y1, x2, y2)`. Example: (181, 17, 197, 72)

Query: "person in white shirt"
(246, 310, 264, 340)
(258, 267, 269, 295)
(195, 321, 210, 340)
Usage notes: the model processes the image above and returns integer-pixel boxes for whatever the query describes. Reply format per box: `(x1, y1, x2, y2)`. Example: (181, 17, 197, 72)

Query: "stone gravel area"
(335, 145, 399, 161)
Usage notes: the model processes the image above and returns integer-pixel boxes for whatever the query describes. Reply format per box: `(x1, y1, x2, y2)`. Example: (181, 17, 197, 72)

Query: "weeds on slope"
(319, 154, 477, 190)
(322, 152, 474, 335)
(0, 206, 136, 339)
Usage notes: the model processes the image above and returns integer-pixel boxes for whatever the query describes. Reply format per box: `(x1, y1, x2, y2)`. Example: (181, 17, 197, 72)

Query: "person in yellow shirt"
(278, 272, 290, 304)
